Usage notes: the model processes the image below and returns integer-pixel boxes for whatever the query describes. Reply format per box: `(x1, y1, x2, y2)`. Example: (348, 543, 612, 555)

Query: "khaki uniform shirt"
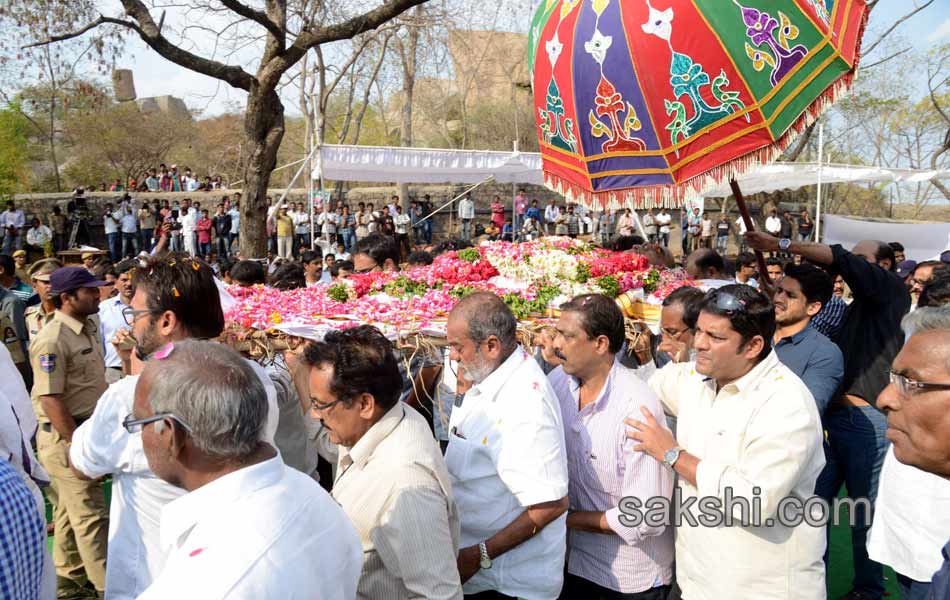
(25, 304, 54, 342)
(1, 309, 24, 365)
(29, 310, 107, 423)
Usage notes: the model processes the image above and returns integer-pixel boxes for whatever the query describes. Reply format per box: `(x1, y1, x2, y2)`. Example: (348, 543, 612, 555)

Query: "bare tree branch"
(862, 0, 934, 58)
(219, 0, 284, 43)
(862, 47, 911, 70)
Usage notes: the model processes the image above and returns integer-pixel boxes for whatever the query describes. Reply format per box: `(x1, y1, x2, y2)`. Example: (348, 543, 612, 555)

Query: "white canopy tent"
(308, 144, 949, 243)
(314, 144, 543, 185)
(312, 143, 948, 196)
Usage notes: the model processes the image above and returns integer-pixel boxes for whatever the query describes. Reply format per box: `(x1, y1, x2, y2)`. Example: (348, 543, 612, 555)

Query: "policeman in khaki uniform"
(30, 266, 110, 598)
(25, 258, 62, 341)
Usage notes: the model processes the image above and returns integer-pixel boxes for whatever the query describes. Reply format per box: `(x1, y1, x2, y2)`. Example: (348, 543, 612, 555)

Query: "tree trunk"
(240, 85, 285, 258)
(48, 95, 62, 193)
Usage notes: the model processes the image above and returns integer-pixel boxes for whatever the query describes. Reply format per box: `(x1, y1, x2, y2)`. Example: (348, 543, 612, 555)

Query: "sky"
(115, 0, 950, 118)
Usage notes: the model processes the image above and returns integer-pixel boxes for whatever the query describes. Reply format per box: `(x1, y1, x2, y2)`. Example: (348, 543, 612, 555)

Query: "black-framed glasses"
(310, 397, 346, 413)
(122, 306, 152, 326)
(705, 289, 749, 314)
(661, 325, 690, 339)
(354, 262, 378, 275)
(122, 412, 193, 434)
(889, 371, 950, 396)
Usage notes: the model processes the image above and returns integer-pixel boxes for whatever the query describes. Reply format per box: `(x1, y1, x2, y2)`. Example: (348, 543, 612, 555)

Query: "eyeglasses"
(122, 306, 152, 326)
(705, 289, 749, 314)
(889, 371, 950, 396)
(661, 325, 689, 339)
(122, 412, 193, 434)
(354, 262, 378, 275)
(310, 397, 346, 413)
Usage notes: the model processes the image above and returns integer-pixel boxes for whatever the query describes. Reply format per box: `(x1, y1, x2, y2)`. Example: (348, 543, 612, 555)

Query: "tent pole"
(419, 176, 496, 225)
(730, 179, 769, 279)
(815, 123, 824, 242)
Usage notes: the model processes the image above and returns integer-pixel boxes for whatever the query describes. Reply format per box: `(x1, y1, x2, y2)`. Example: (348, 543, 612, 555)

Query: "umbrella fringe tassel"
(543, 68, 860, 212)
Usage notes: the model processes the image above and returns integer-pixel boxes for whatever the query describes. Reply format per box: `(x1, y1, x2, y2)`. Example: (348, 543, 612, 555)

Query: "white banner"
(822, 215, 950, 262)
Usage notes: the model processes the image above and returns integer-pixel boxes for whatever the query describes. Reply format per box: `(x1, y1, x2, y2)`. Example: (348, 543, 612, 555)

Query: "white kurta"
(648, 351, 826, 600)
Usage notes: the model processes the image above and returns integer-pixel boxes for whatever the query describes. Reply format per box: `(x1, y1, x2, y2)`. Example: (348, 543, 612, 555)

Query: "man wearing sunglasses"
(746, 231, 910, 600)
(29, 266, 110, 598)
(68, 254, 280, 600)
(871, 307, 950, 600)
(627, 284, 826, 600)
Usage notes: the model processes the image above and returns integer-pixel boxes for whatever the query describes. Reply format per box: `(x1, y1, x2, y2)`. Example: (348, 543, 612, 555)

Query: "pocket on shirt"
(444, 433, 473, 477)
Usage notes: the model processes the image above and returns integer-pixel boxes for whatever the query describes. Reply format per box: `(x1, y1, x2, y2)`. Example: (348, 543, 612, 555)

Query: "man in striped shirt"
(547, 294, 674, 599)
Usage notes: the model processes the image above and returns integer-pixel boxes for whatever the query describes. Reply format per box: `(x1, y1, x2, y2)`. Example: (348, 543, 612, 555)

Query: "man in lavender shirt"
(547, 294, 674, 599)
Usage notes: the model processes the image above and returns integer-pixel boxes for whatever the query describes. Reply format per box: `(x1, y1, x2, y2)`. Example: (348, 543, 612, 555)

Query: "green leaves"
(326, 283, 350, 303)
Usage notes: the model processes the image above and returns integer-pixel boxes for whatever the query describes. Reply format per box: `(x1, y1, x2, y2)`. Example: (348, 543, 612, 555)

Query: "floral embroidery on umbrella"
(641, 2, 746, 153)
(585, 7, 646, 154)
(537, 1, 580, 153)
(539, 79, 579, 153)
(736, 3, 809, 86)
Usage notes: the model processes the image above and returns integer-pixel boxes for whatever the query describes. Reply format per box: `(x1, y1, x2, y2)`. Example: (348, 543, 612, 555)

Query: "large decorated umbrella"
(528, 0, 867, 210)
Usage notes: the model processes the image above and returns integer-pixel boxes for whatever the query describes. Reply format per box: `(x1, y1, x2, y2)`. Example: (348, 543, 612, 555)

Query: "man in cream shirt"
(300, 325, 463, 599)
(628, 284, 825, 600)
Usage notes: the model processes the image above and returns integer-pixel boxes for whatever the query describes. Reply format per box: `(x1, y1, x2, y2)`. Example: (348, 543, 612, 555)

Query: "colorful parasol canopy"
(529, 0, 868, 209)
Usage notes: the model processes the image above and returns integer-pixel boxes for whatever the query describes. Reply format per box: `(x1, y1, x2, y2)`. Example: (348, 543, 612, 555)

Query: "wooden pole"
(729, 178, 769, 278)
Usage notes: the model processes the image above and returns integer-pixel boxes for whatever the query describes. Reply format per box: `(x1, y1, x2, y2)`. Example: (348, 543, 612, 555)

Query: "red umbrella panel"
(529, 0, 868, 209)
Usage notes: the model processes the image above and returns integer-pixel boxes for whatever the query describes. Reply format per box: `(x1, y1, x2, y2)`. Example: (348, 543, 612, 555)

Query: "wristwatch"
(662, 446, 683, 469)
(778, 237, 792, 251)
(478, 541, 492, 570)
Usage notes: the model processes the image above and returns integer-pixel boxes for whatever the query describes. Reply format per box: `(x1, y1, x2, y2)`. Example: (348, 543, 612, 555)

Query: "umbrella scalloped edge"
(544, 3, 869, 212)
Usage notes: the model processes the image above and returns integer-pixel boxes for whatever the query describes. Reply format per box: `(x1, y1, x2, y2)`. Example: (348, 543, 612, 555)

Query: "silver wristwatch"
(778, 237, 792, 251)
(478, 541, 492, 570)
(662, 446, 683, 468)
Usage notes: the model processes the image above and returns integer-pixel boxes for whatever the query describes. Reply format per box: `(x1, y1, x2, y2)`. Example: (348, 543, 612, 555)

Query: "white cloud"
(928, 19, 950, 42)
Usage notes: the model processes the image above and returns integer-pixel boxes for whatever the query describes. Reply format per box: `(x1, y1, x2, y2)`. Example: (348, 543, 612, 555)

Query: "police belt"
(39, 416, 89, 434)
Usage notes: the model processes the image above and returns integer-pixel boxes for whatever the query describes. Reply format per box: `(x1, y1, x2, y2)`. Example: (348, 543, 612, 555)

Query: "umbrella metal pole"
(729, 179, 769, 278)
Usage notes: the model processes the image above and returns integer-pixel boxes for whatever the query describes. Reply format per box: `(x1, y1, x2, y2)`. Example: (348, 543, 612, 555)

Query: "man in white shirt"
(98, 261, 135, 384)
(394, 205, 411, 259)
(25, 217, 52, 256)
(103, 202, 123, 261)
(765, 209, 781, 256)
(655, 209, 672, 247)
(445, 292, 569, 599)
(227, 202, 240, 254)
(131, 340, 361, 600)
(292, 202, 311, 257)
(628, 285, 826, 600)
(0, 200, 26, 254)
(457, 195, 475, 241)
(547, 294, 674, 598)
(178, 199, 198, 257)
(182, 168, 200, 192)
(70, 256, 281, 600)
(544, 200, 560, 236)
(301, 325, 463, 599)
(869, 307, 950, 600)
(734, 215, 749, 253)
(119, 206, 138, 258)
(317, 204, 338, 246)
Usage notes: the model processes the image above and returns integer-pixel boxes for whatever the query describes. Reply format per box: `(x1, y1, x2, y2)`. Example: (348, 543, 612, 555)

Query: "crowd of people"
(2, 193, 950, 600)
(84, 164, 228, 194)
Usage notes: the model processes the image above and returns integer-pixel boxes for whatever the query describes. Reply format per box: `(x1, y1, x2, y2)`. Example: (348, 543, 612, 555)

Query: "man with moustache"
(874, 307, 950, 599)
(68, 254, 279, 600)
(627, 285, 826, 600)
(301, 325, 463, 599)
(29, 266, 110, 597)
(772, 264, 844, 415)
(547, 294, 674, 599)
(445, 292, 569, 599)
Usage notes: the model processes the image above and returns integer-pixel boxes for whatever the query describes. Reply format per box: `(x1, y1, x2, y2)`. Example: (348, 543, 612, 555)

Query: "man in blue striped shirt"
(0, 457, 50, 600)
